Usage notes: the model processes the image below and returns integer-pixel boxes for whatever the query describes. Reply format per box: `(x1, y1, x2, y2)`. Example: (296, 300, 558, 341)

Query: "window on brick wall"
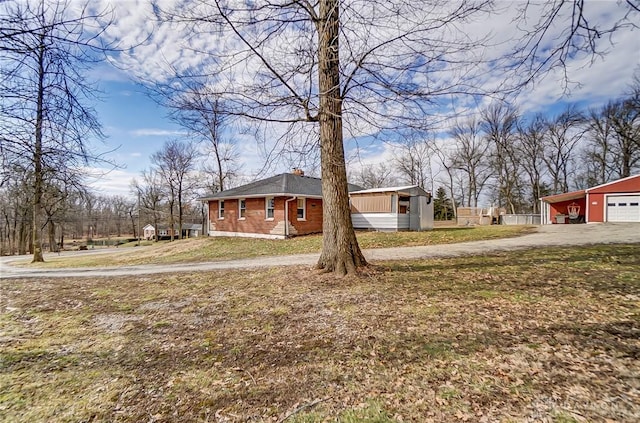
(218, 200, 225, 219)
(266, 197, 275, 219)
(297, 197, 306, 220)
(239, 199, 246, 219)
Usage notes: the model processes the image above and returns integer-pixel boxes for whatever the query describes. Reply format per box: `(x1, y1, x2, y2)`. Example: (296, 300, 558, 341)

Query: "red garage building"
(540, 174, 640, 224)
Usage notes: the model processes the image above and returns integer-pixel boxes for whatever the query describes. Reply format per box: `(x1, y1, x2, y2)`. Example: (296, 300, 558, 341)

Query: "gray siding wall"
(351, 213, 410, 230)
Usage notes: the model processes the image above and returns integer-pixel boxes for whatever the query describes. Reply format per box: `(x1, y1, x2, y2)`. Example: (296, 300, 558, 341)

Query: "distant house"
(200, 170, 362, 239)
(142, 223, 203, 240)
(350, 185, 433, 231)
(181, 223, 202, 238)
(143, 224, 156, 240)
(540, 174, 640, 224)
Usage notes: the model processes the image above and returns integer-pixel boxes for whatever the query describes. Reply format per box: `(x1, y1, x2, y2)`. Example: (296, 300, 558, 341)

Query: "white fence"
(500, 214, 541, 225)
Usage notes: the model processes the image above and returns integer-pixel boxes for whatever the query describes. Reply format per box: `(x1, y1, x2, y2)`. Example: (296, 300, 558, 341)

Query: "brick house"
(540, 174, 640, 224)
(201, 171, 363, 239)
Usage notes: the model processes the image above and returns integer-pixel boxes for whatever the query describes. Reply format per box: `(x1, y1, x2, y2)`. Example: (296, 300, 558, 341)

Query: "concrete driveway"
(1, 223, 638, 279)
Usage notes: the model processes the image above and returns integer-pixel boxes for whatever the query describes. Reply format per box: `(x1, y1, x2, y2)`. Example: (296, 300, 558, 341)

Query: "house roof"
(200, 173, 363, 200)
(144, 223, 202, 230)
(540, 174, 640, 203)
(350, 185, 431, 197)
(540, 190, 586, 203)
(585, 174, 640, 193)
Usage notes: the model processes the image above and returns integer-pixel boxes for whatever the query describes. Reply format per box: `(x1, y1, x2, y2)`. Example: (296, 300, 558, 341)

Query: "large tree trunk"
(178, 189, 183, 240)
(153, 214, 160, 242)
(48, 221, 59, 253)
(315, 0, 366, 276)
(169, 199, 175, 242)
(32, 39, 45, 263)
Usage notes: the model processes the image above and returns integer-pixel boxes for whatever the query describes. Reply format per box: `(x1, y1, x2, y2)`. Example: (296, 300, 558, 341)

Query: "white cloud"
(85, 167, 139, 197)
(88, 0, 638, 193)
(130, 128, 186, 137)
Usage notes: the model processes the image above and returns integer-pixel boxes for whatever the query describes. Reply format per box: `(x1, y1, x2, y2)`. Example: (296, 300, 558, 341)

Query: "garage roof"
(540, 190, 586, 203)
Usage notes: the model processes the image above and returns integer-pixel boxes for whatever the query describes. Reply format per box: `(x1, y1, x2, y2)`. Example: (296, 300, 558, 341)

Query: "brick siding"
(209, 196, 323, 237)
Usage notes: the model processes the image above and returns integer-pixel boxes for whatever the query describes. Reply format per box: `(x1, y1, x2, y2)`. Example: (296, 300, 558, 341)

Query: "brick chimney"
(292, 168, 305, 176)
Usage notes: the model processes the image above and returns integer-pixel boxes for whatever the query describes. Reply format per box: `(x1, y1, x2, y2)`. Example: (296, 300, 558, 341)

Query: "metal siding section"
(501, 214, 542, 225)
(421, 196, 434, 230)
(351, 213, 400, 230)
(409, 196, 434, 230)
(397, 214, 410, 229)
(409, 197, 420, 230)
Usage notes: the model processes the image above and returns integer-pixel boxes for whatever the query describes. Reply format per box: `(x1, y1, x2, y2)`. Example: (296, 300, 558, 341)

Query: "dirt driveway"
(1, 223, 638, 279)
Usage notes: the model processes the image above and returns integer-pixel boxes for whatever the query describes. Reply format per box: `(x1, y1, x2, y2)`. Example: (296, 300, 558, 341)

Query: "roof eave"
(201, 193, 323, 201)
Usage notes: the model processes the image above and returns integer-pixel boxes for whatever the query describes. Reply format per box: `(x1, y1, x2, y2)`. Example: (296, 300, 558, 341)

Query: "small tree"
(433, 186, 454, 221)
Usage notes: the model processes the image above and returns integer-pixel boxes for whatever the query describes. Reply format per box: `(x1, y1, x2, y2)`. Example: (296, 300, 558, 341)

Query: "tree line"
(352, 77, 640, 216)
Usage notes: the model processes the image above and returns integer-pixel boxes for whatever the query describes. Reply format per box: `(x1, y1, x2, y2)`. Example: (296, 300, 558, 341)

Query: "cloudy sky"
(85, 0, 640, 197)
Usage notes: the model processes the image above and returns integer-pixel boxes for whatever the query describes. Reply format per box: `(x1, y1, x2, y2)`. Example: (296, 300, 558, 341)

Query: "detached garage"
(541, 174, 640, 224)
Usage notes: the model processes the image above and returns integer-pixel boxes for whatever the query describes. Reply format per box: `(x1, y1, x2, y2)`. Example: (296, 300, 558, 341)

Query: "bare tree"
(513, 1, 639, 88)
(352, 162, 396, 189)
(132, 170, 165, 242)
(517, 114, 549, 213)
(0, 0, 113, 262)
(164, 83, 240, 193)
(151, 140, 198, 240)
(393, 137, 433, 190)
(542, 106, 585, 194)
(608, 97, 640, 179)
(449, 118, 493, 208)
(481, 103, 523, 213)
(431, 145, 459, 218)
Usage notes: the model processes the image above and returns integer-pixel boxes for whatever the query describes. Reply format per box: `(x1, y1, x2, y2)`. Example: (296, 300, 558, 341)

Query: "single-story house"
(540, 174, 640, 224)
(350, 185, 433, 231)
(181, 223, 203, 238)
(200, 171, 363, 239)
(142, 223, 203, 240)
(143, 224, 156, 240)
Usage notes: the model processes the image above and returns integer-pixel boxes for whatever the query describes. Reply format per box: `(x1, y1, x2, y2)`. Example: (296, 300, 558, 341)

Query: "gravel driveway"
(1, 223, 638, 279)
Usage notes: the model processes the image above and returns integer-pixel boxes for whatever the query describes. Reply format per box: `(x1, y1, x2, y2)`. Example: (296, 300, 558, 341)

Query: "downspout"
(202, 200, 210, 236)
(285, 197, 297, 238)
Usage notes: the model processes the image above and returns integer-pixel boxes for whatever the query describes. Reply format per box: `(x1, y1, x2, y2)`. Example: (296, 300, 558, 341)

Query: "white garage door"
(606, 195, 640, 222)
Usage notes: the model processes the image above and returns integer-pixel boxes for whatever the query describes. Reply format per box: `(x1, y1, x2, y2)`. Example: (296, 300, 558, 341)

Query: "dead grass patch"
(1, 244, 638, 422)
(15, 226, 533, 268)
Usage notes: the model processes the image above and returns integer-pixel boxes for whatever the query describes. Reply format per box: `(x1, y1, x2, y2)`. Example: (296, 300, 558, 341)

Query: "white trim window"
(297, 197, 306, 220)
(218, 200, 225, 219)
(266, 197, 275, 219)
(239, 198, 246, 219)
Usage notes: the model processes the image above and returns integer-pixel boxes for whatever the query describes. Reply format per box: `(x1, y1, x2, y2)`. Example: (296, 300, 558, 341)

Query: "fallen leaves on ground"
(1, 244, 638, 422)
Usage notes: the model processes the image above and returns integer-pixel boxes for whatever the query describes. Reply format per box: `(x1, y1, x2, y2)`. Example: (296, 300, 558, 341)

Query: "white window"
(218, 200, 225, 219)
(297, 197, 306, 220)
(266, 197, 275, 219)
(239, 199, 246, 219)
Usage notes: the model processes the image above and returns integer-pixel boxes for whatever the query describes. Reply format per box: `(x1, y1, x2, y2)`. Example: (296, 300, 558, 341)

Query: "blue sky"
(95, 81, 184, 170)
(86, 0, 640, 197)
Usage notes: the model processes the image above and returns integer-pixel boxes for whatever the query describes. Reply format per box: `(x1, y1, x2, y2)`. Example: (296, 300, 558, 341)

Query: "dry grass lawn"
(20, 225, 533, 268)
(1, 244, 639, 422)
